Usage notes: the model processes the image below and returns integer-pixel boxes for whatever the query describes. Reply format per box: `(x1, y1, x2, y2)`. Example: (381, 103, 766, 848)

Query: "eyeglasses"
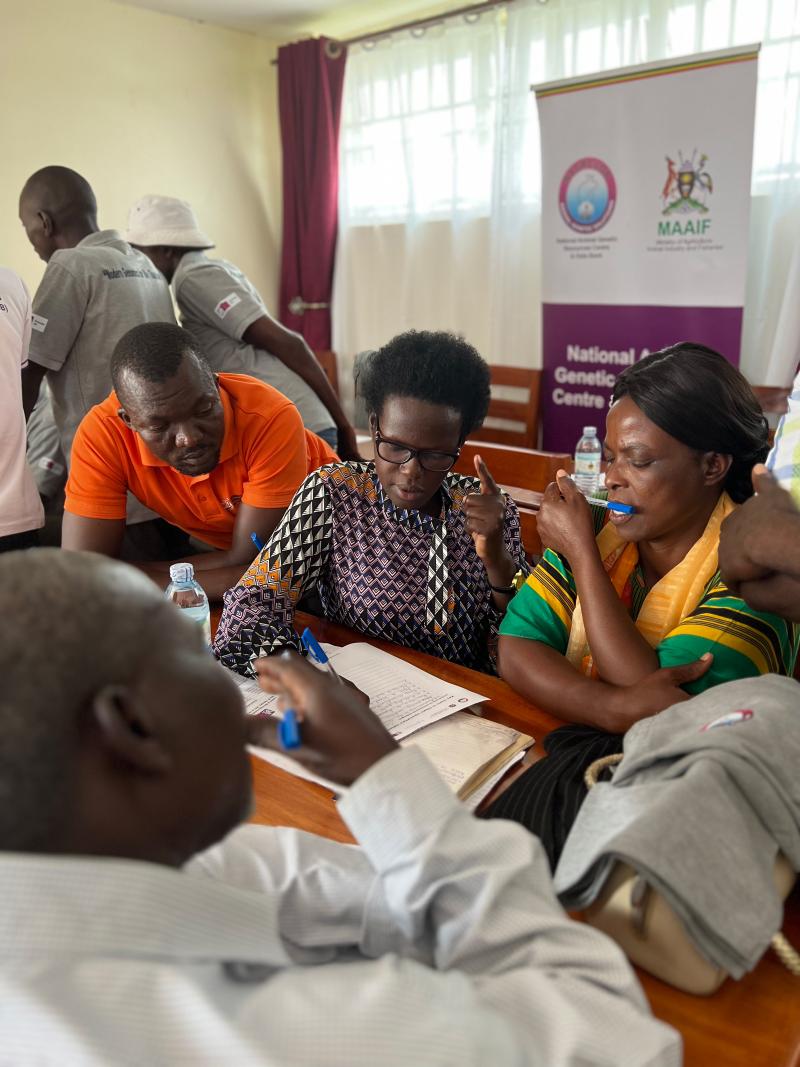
(373, 419, 461, 472)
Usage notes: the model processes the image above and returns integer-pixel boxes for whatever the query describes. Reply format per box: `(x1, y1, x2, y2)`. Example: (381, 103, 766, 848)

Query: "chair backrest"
(470, 365, 541, 449)
(751, 384, 792, 445)
(518, 508, 541, 562)
(315, 350, 340, 397)
(355, 431, 373, 460)
(751, 385, 791, 415)
(454, 439, 570, 493)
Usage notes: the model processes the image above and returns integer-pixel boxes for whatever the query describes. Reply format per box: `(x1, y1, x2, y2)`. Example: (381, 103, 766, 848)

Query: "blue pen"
(251, 532, 264, 552)
(586, 497, 635, 515)
(301, 627, 344, 684)
(278, 707, 302, 750)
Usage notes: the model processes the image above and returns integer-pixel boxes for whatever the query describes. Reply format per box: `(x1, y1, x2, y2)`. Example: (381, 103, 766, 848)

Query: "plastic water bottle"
(165, 562, 211, 648)
(573, 426, 602, 496)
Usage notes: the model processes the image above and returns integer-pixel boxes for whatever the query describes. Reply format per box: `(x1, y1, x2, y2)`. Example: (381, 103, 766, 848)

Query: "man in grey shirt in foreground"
(0, 549, 678, 1067)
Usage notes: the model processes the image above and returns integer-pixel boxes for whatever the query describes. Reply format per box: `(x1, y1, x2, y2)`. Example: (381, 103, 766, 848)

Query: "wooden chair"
(752, 384, 791, 445)
(751, 385, 791, 416)
(355, 431, 374, 461)
(470, 366, 541, 449)
(518, 508, 541, 562)
(454, 439, 571, 494)
(314, 350, 340, 397)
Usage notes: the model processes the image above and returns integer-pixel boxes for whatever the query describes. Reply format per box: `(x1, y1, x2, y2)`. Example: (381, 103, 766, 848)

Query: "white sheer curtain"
(333, 0, 800, 421)
(332, 10, 506, 421)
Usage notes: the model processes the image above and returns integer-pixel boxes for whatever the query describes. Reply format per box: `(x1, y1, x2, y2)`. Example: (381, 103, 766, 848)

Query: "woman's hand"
(607, 654, 714, 732)
(497, 637, 711, 732)
(465, 455, 509, 573)
(247, 653, 397, 786)
(536, 470, 597, 562)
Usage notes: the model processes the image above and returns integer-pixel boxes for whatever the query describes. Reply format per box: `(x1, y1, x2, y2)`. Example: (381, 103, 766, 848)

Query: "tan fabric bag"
(581, 754, 799, 995)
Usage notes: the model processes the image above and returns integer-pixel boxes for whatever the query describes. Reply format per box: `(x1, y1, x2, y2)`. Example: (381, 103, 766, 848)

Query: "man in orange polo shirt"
(63, 322, 337, 599)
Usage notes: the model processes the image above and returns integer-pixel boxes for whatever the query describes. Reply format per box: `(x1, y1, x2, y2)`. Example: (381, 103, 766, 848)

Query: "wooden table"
(247, 611, 561, 842)
(236, 611, 800, 1067)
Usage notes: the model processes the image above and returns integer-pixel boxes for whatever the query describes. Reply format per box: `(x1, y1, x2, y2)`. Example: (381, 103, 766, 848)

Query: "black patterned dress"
(214, 461, 528, 675)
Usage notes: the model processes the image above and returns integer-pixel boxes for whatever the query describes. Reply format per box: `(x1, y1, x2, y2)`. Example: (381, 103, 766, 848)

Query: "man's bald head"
(19, 166, 99, 261)
(110, 322, 215, 405)
(0, 550, 250, 861)
(21, 166, 97, 217)
(0, 551, 167, 850)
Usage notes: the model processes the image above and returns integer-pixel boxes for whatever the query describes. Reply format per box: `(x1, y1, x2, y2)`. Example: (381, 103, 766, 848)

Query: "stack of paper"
(233, 642, 534, 805)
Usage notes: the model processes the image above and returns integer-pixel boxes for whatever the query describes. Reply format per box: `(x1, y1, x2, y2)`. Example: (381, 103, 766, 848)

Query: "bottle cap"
(169, 562, 195, 584)
(582, 426, 598, 436)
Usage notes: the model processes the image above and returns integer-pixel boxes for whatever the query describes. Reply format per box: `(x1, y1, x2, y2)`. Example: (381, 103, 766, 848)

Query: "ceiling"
(112, 0, 469, 40)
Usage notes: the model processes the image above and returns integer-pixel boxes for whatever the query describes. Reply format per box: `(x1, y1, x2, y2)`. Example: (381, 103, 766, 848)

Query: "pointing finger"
(474, 454, 500, 496)
(752, 464, 798, 512)
(752, 464, 780, 495)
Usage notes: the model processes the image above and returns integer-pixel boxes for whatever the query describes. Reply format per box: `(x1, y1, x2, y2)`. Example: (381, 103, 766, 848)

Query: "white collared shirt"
(0, 268, 44, 537)
(0, 748, 679, 1066)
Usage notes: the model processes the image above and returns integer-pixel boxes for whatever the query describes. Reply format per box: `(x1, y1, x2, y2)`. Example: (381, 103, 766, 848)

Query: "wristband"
(490, 569, 526, 595)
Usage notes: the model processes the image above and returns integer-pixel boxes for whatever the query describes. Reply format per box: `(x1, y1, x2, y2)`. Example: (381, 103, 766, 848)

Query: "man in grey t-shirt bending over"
(126, 194, 358, 459)
(20, 167, 175, 465)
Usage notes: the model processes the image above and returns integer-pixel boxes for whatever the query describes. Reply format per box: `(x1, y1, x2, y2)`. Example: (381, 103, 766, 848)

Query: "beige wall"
(297, 0, 472, 40)
(1, 0, 284, 309)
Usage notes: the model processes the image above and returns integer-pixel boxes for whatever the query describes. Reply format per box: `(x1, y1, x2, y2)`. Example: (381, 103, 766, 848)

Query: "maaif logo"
(661, 150, 713, 215)
(559, 157, 617, 233)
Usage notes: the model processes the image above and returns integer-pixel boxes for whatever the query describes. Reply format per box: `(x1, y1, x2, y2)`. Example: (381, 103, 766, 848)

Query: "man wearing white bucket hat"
(126, 195, 358, 459)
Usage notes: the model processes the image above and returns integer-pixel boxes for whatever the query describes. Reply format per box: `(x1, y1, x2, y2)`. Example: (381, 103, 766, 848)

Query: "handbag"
(581, 753, 799, 995)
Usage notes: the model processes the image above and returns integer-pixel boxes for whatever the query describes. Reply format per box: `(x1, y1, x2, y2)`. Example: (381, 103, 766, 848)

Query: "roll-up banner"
(534, 46, 759, 452)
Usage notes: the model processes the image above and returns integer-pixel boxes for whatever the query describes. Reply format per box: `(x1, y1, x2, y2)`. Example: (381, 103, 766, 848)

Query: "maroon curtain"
(277, 37, 347, 350)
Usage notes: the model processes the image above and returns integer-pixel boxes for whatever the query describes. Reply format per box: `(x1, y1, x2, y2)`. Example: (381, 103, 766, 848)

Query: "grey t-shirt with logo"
(27, 230, 176, 461)
(173, 252, 334, 437)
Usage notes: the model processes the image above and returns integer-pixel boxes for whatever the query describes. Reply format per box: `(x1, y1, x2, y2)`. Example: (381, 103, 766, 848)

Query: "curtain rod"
(270, 0, 523, 65)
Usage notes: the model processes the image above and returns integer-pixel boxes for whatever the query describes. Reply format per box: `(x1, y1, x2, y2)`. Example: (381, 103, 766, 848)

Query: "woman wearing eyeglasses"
(214, 330, 529, 674)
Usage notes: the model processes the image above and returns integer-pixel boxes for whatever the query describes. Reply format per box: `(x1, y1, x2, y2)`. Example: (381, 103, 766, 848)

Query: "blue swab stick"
(586, 497, 635, 515)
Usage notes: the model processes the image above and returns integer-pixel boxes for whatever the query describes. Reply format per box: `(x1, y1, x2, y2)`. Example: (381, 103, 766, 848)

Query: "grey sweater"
(554, 675, 800, 976)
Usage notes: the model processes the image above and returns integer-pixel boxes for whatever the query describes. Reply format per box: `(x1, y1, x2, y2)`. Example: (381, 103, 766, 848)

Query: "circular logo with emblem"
(559, 157, 617, 233)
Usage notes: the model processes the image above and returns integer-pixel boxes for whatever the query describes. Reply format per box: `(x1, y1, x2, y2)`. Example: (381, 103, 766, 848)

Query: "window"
(339, 0, 800, 221)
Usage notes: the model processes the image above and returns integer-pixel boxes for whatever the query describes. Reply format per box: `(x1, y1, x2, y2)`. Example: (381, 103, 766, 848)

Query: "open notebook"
(405, 712, 533, 802)
(232, 642, 534, 805)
